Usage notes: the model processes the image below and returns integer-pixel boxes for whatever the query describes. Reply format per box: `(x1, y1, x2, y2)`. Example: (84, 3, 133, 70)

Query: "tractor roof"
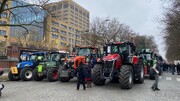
(108, 42, 135, 46)
(31, 52, 48, 55)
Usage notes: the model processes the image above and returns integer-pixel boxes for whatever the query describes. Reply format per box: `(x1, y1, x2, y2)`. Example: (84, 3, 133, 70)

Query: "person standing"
(77, 62, 86, 90)
(171, 63, 175, 75)
(85, 63, 92, 88)
(177, 63, 180, 75)
(151, 60, 160, 91)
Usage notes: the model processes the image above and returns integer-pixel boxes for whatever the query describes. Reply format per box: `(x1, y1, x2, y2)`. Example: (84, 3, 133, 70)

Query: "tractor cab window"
(77, 48, 90, 56)
(111, 44, 128, 54)
(29, 55, 37, 61)
(51, 53, 60, 61)
(140, 54, 151, 60)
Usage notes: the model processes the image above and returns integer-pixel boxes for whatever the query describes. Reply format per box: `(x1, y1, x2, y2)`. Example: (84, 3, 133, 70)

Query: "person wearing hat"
(151, 59, 160, 91)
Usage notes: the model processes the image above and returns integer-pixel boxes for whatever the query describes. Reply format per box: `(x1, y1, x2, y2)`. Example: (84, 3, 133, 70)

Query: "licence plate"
(11, 67, 18, 74)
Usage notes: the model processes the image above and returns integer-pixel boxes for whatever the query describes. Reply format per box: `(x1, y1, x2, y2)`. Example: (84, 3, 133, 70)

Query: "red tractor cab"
(93, 42, 144, 89)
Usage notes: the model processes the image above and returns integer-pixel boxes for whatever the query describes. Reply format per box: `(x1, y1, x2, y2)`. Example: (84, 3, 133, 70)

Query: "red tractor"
(93, 42, 144, 89)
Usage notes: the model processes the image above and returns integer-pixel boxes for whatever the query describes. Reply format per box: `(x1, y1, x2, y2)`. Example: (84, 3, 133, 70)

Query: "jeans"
(152, 74, 159, 88)
(77, 76, 86, 90)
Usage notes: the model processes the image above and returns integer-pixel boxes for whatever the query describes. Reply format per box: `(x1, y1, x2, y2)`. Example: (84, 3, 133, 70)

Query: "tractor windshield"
(50, 53, 68, 61)
(111, 44, 128, 54)
(29, 55, 38, 61)
(140, 53, 152, 60)
(77, 48, 91, 56)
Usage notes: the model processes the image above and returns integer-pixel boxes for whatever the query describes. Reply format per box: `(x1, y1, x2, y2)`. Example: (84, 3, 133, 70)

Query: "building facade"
(44, 0, 90, 52)
(0, 0, 11, 55)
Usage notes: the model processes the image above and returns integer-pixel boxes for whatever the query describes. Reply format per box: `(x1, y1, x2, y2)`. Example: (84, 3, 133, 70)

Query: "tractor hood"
(16, 61, 34, 68)
(103, 54, 120, 61)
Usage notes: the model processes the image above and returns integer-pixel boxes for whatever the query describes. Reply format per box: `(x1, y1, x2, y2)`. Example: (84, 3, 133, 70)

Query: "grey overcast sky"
(72, 0, 166, 58)
(50, 0, 166, 58)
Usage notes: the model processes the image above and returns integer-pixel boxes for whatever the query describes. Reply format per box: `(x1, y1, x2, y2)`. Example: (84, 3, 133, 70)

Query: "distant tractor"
(59, 46, 101, 82)
(139, 49, 159, 79)
(93, 42, 144, 89)
(8, 52, 47, 81)
(33, 51, 69, 82)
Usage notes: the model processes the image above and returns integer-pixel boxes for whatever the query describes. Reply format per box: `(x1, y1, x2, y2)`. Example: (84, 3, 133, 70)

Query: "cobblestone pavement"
(0, 72, 180, 101)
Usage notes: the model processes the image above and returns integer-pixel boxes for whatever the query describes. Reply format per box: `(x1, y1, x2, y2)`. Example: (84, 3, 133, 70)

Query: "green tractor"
(32, 51, 69, 82)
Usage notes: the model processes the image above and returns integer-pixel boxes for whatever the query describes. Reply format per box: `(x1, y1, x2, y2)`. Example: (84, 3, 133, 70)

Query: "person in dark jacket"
(77, 62, 86, 90)
(85, 63, 92, 88)
(170, 63, 175, 75)
(177, 63, 180, 75)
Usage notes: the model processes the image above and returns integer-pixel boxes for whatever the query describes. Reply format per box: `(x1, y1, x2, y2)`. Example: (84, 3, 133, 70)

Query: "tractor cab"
(103, 42, 135, 63)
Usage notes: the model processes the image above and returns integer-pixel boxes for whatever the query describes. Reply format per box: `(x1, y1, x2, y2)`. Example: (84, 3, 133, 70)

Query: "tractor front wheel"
(20, 67, 33, 81)
(119, 65, 133, 89)
(8, 71, 20, 81)
(92, 64, 106, 86)
(33, 68, 43, 81)
(47, 68, 59, 82)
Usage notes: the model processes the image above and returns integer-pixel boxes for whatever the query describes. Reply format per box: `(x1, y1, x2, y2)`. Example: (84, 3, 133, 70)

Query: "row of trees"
(82, 17, 158, 52)
(163, 0, 180, 61)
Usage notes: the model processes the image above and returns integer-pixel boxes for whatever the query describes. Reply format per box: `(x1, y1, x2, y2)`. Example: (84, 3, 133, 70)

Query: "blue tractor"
(8, 52, 48, 81)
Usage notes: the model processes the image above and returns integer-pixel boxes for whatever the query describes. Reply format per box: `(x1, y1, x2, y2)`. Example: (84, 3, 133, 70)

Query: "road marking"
(176, 78, 180, 82)
(166, 77, 172, 80)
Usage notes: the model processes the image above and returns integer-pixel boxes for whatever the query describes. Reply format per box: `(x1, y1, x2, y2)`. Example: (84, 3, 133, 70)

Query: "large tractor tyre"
(8, 71, 20, 81)
(59, 77, 70, 82)
(119, 65, 133, 89)
(20, 67, 33, 81)
(134, 64, 144, 83)
(149, 67, 155, 80)
(47, 68, 59, 82)
(33, 69, 43, 81)
(92, 64, 106, 86)
(110, 77, 119, 83)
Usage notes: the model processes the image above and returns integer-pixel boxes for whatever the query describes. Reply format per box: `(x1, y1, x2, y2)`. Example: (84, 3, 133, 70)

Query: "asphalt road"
(0, 72, 180, 101)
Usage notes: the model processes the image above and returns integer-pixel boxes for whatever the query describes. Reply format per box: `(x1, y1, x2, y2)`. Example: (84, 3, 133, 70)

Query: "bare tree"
(162, 0, 180, 61)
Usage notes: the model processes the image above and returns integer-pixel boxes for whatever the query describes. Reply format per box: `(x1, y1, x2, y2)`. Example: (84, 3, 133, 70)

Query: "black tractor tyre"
(33, 69, 43, 81)
(134, 64, 144, 83)
(8, 71, 20, 81)
(149, 67, 155, 80)
(47, 68, 59, 82)
(92, 64, 106, 86)
(59, 77, 70, 82)
(119, 65, 133, 89)
(20, 67, 33, 81)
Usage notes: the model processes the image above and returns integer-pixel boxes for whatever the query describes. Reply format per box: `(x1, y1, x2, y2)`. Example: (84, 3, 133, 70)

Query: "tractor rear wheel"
(33, 68, 43, 81)
(134, 64, 144, 83)
(8, 71, 20, 81)
(47, 68, 59, 82)
(119, 65, 133, 89)
(93, 64, 105, 86)
(20, 67, 33, 81)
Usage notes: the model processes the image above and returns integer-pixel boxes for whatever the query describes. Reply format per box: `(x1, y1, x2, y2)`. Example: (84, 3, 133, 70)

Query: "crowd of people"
(162, 62, 180, 75)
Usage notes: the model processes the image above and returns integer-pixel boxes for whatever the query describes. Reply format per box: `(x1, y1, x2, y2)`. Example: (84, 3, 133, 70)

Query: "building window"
(58, 3, 62, 10)
(75, 7, 78, 12)
(70, 4, 74, 10)
(0, 20, 7, 24)
(52, 34, 58, 39)
(1, 12, 7, 18)
(83, 12, 86, 17)
(64, 13, 68, 16)
(63, 18, 68, 21)
(63, 2, 69, 9)
(71, 10, 74, 14)
(51, 5, 57, 12)
(61, 30, 67, 35)
(52, 21, 59, 26)
(61, 36, 67, 41)
(69, 27, 74, 32)
(63, 10, 68, 13)
(61, 42, 66, 46)
(61, 24, 67, 29)
(79, 9, 82, 15)
(51, 27, 58, 33)
(0, 30, 6, 36)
